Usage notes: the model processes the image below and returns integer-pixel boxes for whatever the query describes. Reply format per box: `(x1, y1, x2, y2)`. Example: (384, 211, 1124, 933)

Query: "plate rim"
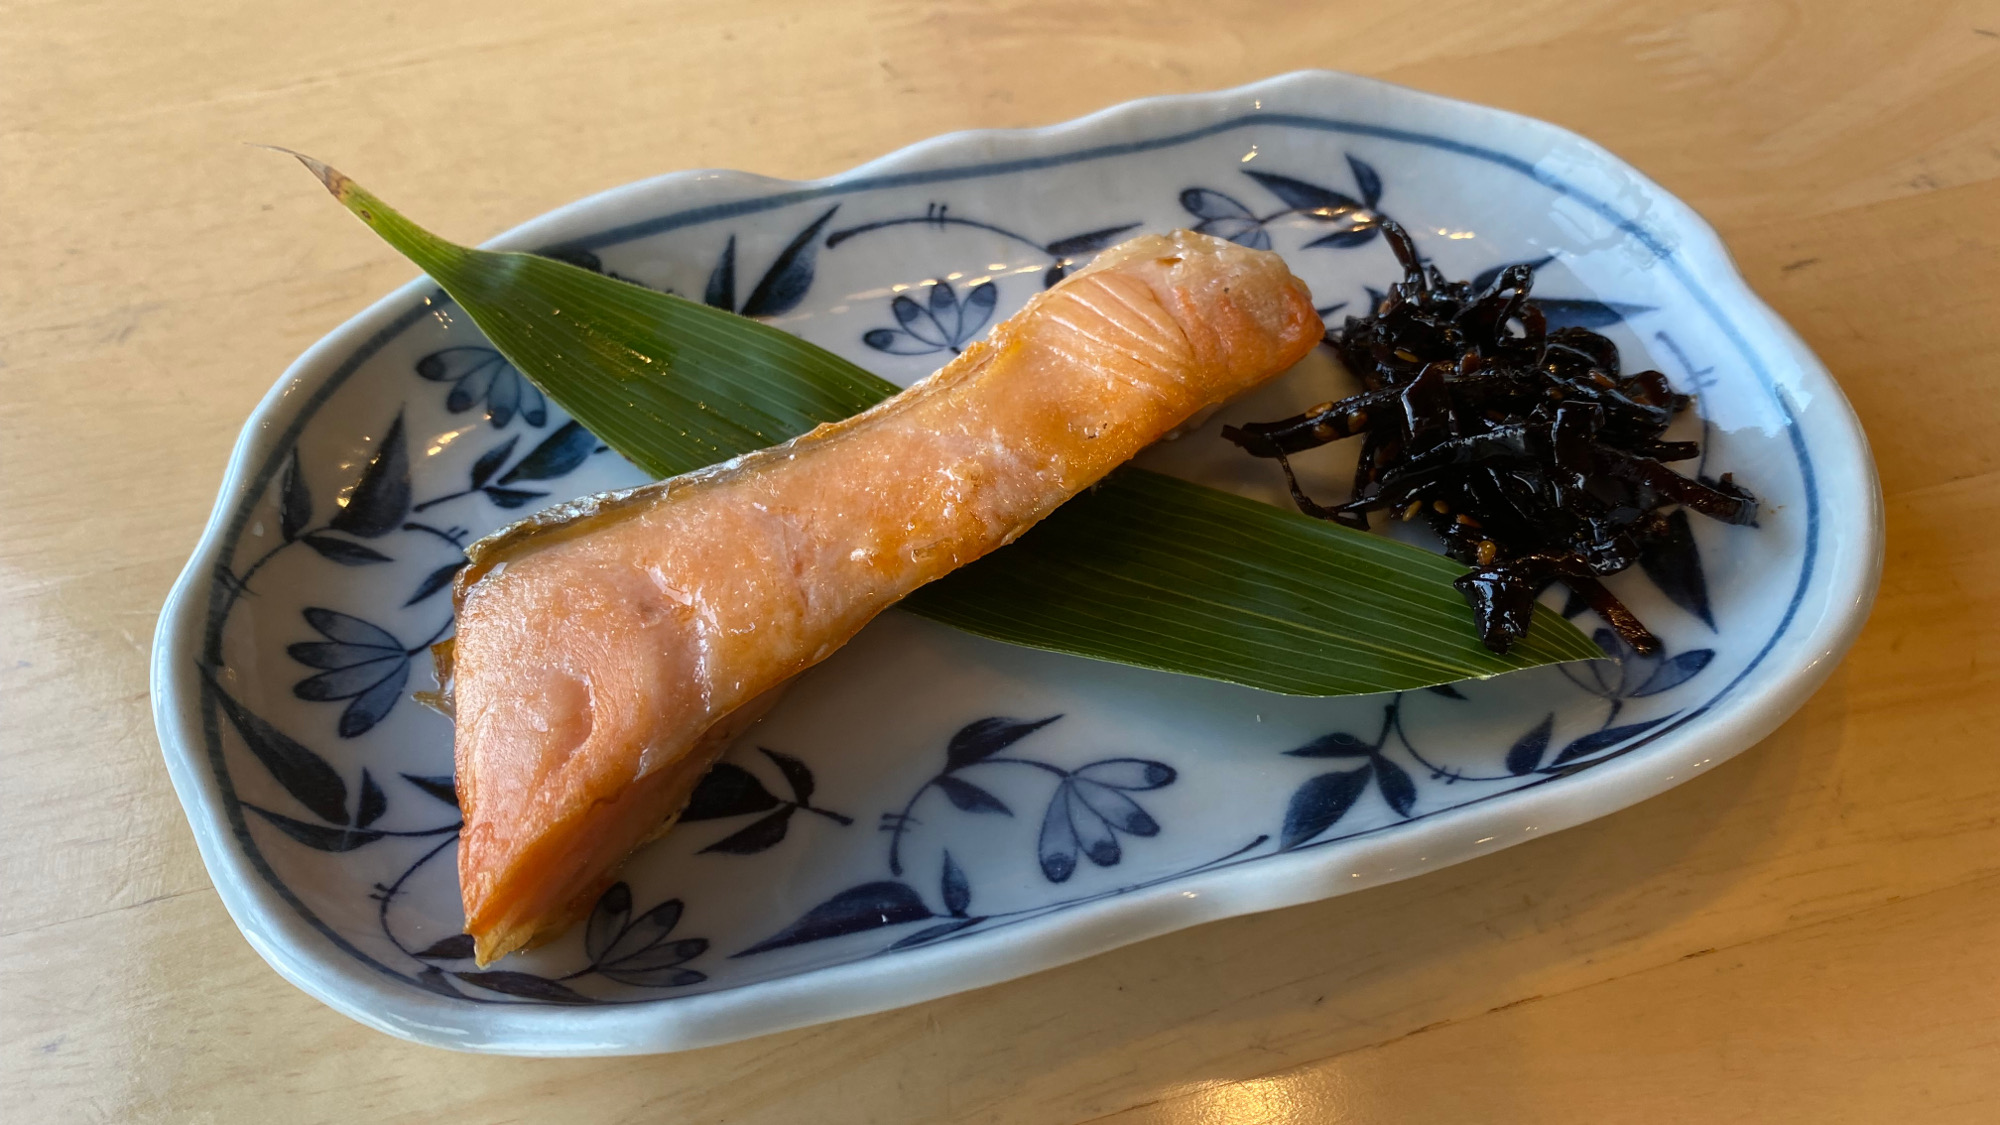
(151, 68, 1883, 1055)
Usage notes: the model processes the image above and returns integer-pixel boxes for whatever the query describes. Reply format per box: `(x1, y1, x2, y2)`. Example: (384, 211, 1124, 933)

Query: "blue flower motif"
(411, 881, 710, 999)
(580, 883, 708, 988)
(1036, 758, 1175, 882)
(415, 346, 547, 428)
(1179, 188, 1274, 250)
(862, 279, 998, 356)
(288, 607, 424, 738)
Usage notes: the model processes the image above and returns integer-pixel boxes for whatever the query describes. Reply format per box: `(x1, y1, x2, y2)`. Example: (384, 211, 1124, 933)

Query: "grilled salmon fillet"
(444, 229, 1322, 964)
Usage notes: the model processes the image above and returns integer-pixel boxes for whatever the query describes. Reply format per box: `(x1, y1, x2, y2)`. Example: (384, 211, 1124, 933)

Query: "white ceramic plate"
(152, 70, 1880, 1055)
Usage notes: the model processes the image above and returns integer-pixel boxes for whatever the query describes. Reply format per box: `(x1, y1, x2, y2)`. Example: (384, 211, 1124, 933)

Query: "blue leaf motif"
(481, 487, 548, 509)
(244, 805, 383, 852)
(1346, 153, 1384, 208)
(426, 962, 486, 1003)
(1044, 223, 1142, 256)
(404, 560, 464, 606)
(203, 670, 348, 824)
(945, 715, 1060, 771)
(679, 746, 849, 851)
(680, 763, 781, 820)
(278, 447, 312, 542)
(355, 768, 387, 828)
(415, 934, 475, 960)
(1585, 628, 1710, 700)
(734, 881, 933, 956)
(1302, 224, 1379, 250)
(300, 532, 392, 566)
(1639, 507, 1716, 628)
(935, 774, 1012, 816)
(1505, 714, 1556, 775)
(940, 851, 971, 917)
(469, 436, 517, 490)
(740, 205, 839, 318)
(1373, 755, 1417, 817)
(704, 234, 738, 311)
(498, 420, 596, 484)
(412, 968, 467, 999)
(1631, 649, 1714, 697)
(453, 971, 590, 1004)
(696, 806, 796, 854)
(1243, 170, 1364, 218)
(401, 773, 458, 808)
(761, 747, 816, 804)
(328, 412, 411, 538)
(1535, 298, 1654, 330)
(1551, 716, 1673, 766)
(1280, 767, 1371, 850)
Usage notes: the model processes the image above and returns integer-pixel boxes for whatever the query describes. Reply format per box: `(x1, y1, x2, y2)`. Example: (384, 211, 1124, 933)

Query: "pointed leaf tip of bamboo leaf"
(253, 144, 353, 201)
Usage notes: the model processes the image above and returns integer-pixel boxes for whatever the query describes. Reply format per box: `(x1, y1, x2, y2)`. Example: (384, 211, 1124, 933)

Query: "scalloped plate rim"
(151, 69, 1881, 1055)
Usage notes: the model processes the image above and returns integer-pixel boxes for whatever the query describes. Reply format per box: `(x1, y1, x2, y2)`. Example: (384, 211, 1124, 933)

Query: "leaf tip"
(251, 143, 357, 206)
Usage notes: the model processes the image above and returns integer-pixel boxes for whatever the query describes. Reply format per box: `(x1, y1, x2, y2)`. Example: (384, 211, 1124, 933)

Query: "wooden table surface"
(5, 1, 1999, 1120)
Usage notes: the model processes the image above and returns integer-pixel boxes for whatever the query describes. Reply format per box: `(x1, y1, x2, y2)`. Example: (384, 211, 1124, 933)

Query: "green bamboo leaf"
(282, 151, 892, 477)
(910, 471, 1602, 693)
(293, 156, 1598, 694)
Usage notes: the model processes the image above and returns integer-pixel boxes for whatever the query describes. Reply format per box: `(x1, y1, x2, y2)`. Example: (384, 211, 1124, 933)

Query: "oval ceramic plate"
(153, 71, 1880, 1055)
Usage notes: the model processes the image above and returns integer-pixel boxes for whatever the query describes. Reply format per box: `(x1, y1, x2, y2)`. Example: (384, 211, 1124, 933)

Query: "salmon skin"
(442, 229, 1322, 964)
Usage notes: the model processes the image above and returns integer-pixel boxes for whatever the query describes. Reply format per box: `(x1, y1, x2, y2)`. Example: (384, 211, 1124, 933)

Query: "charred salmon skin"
(443, 229, 1322, 964)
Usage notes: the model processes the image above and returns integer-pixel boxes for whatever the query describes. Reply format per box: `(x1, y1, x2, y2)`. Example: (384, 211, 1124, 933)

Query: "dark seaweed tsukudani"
(1222, 220, 1757, 654)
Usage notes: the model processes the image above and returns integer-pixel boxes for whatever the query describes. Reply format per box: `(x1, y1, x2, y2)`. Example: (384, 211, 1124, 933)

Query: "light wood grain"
(3, 1, 1996, 1121)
